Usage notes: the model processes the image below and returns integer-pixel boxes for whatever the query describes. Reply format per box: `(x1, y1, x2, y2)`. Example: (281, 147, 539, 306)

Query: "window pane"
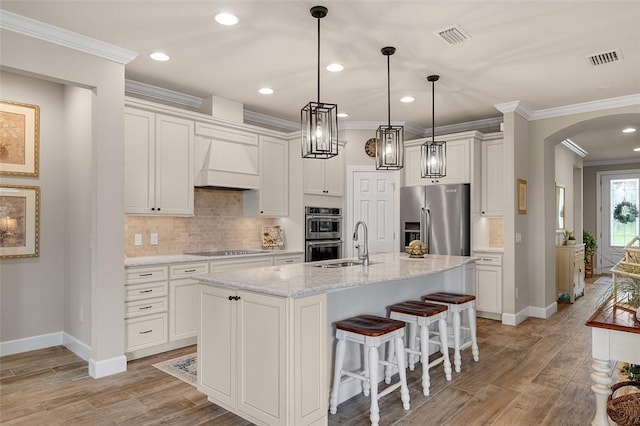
(610, 178, 639, 246)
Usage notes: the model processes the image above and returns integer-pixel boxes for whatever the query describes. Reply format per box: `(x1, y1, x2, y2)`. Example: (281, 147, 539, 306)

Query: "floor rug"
(594, 276, 613, 286)
(152, 353, 197, 387)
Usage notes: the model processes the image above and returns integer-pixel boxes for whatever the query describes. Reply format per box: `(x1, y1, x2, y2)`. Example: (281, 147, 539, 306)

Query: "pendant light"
(375, 46, 404, 170)
(301, 5, 338, 159)
(421, 75, 446, 178)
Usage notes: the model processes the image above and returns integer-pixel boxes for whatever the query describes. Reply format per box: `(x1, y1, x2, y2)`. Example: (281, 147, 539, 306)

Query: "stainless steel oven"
(305, 206, 343, 262)
(305, 207, 342, 240)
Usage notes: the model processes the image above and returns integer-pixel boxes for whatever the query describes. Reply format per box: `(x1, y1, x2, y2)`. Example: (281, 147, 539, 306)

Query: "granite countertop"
(125, 250, 305, 267)
(195, 252, 477, 298)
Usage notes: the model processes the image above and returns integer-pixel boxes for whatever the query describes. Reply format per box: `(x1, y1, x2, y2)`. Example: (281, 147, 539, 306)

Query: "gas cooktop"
(184, 249, 269, 257)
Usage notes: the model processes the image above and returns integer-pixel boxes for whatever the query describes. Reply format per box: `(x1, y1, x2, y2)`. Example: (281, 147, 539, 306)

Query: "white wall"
(0, 29, 127, 376)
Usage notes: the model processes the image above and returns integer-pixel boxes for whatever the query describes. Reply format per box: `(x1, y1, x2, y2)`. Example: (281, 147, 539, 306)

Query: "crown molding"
(0, 9, 138, 64)
(583, 157, 640, 168)
(424, 117, 503, 137)
(494, 101, 535, 120)
(531, 94, 640, 120)
(561, 138, 588, 157)
(243, 110, 299, 132)
(125, 80, 202, 108)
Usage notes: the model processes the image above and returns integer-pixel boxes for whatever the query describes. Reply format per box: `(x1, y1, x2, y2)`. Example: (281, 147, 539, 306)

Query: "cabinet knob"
(151, 207, 156, 211)
(260, 211, 264, 214)
(228, 296, 234, 301)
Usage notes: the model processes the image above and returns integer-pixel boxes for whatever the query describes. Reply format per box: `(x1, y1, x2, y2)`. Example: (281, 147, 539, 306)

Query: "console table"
(586, 303, 640, 426)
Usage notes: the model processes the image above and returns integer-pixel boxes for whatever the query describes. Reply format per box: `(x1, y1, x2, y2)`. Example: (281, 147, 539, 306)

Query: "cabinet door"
(237, 291, 287, 426)
(303, 158, 326, 195)
(198, 285, 237, 410)
(169, 278, 200, 341)
(323, 153, 344, 196)
(155, 114, 194, 215)
(404, 144, 423, 187)
(475, 265, 502, 313)
(259, 136, 289, 216)
(481, 140, 504, 216)
(441, 139, 470, 185)
(124, 108, 155, 214)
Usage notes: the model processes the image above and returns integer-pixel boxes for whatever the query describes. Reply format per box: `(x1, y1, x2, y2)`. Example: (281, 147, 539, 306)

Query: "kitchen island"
(195, 252, 476, 426)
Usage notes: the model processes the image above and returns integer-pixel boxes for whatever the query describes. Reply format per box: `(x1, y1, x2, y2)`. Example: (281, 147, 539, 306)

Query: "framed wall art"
(0, 100, 40, 177)
(517, 178, 527, 214)
(0, 184, 40, 258)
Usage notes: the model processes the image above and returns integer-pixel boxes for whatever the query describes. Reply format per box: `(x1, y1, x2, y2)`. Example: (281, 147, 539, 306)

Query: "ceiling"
(2, 1, 640, 163)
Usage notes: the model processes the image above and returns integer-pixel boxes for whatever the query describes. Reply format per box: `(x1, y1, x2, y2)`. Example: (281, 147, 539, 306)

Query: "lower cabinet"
(169, 262, 209, 342)
(556, 244, 585, 303)
(474, 252, 503, 319)
(199, 285, 327, 426)
(273, 253, 304, 265)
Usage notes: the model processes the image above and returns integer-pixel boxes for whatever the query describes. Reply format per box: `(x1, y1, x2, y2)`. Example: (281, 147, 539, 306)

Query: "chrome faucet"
(353, 220, 369, 266)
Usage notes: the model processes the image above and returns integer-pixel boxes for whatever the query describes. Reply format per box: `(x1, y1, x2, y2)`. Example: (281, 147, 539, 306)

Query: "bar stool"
(329, 314, 410, 426)
(421, 292, 479, 373)
(386, 300, 452, 396)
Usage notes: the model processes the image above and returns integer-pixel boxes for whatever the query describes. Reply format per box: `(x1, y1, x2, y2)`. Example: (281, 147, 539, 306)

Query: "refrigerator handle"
(420, 207, 430, 251)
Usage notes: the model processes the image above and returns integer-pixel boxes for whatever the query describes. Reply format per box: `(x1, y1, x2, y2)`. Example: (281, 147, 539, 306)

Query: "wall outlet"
(150, 233, 159, 245)
(134, 234, 142, 246)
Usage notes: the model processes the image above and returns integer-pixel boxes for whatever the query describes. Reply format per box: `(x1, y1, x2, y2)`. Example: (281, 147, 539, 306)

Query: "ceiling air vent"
(435, 25, 470, 45)
(586, 49, 623, 67)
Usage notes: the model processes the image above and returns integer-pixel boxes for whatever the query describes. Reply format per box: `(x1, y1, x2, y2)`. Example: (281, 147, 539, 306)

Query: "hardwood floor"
(1, 277, 609, 425)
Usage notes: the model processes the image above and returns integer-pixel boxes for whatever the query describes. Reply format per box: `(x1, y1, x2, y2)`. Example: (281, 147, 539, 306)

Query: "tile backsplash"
(488, 217, 504, 248)
(124, 188, 274, 257)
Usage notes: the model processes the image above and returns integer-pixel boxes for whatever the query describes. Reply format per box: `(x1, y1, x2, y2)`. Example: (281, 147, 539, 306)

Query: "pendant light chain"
(316, 15, 321, 103)
(431, 77, 435, 143)
(375, 46, 404, 170)
(387, 53, 391, 128)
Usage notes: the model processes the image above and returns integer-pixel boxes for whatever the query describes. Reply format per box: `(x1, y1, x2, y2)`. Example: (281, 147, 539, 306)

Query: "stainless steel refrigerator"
(400, 183, 470, 256)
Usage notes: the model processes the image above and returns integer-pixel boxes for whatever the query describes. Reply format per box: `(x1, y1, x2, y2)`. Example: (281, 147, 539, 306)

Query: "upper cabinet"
(480, 137, 504, 216)
(194, 123, 259, 189)
(244, 135, 289, 217)
(303, 147, 345, 197)
(403, 132, 476, 187)
(125, 107, 194, 215)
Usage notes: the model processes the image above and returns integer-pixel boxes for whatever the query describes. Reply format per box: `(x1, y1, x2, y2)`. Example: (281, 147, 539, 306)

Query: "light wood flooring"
(1, 276, 609, 425)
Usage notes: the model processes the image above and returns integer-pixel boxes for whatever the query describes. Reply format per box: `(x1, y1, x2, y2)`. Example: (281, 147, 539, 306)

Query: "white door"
(350, 169, 397, 256)
(598, 170, 640, 272)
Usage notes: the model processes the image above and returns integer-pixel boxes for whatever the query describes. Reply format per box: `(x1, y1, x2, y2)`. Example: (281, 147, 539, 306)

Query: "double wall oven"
(305, 206, 343, 262)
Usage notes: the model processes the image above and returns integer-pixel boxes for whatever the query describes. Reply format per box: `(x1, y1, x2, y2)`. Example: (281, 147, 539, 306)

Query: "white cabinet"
(474, 252, 503, 317)
(273, 253, 304, 265)
(556, 244, 585, 303)
(404, 137, 472, 187)
(480, 138, 504, 216)
(125, 266, 169, 355)
(210, 256, 274, 272)
(244, 136, 289, 217)
(124, 108, 194, 215)
(169, 261, 209, 342)
(199, 286, 327, 426)
(194, 122, 259, 189)
(303, 150, 345, 196)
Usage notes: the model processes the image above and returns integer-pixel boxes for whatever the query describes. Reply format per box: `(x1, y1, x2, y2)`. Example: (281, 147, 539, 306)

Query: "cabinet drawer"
(274, 255, 304, 265)
(125, 313, 168, 351)
(474, 253, 502, 266)
(125, 297, 168, 319)
(125, 281, 168, 301)
(210, 257, 274, 271)
(170, 262, 209, 279)
(125, 266, 168, 284)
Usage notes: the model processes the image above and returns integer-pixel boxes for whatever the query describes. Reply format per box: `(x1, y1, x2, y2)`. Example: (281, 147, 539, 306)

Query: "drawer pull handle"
(139, 289, 153, 294)
(481, 258, 494, 261)
(139, 273, 153, 277)
(284, 260, 294, 263)
(139, 329, 153, 334)
(228, 296, 241, 301)
(185, 269, 196, 273)
(139, 305, 153, 310)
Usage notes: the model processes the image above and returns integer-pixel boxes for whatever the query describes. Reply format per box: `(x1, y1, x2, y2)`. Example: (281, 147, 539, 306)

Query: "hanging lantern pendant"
(421, 75, 446, 178)
(375, 46, 404, 170)
(301, 5, 338, 159)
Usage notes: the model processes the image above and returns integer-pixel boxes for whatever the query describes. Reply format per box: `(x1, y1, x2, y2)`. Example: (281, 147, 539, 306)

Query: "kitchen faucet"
(353, 220, 369, 266)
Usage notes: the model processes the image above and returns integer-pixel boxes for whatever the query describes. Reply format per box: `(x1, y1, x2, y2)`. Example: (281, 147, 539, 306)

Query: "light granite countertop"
(195, 252, 477, 298)
(125, 250, 304, 267)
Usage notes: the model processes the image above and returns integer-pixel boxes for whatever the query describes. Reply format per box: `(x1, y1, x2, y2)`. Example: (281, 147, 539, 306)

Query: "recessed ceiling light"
(149, 52, 170, 61)
(633, 147, 640, 152)
(326, 63, 344, 72)
(337, 112, 349, 118)
(623, 127, 637, 133)
(258, 87, 274, 95)
(400, 96, 415, 103)
(214, 12, 238, 26)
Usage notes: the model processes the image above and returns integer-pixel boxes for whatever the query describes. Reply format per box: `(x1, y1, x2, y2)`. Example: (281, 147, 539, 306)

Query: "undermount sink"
(313, 260, 376, 268)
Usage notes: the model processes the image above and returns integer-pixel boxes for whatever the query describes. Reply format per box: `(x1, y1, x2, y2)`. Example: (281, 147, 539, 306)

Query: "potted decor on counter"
(562, 230, 576, 245)
(584, 229, 597, 278)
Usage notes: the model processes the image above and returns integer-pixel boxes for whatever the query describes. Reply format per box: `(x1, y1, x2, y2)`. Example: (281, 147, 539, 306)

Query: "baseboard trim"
(62, 332, 91, 361)
(502, 307, 529, 326)
(89, 354, 127, 378)
(0, 331, 63, 356)
(529, 302, 557, 319)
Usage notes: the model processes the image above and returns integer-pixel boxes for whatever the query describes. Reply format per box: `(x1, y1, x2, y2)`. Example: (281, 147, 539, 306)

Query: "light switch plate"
(150, 233, 159, 245)
(515, 232, 522, 243)
(134, 234, 142, 246)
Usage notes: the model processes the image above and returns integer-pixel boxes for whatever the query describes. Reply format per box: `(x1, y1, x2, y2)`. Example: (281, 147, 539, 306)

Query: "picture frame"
(0, 184, 40, 258)
(517, 178, 527, 214)
(0, 100, 40, 177)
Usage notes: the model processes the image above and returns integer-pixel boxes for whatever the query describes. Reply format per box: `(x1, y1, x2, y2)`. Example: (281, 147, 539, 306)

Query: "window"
(610, 178, 639, 246)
